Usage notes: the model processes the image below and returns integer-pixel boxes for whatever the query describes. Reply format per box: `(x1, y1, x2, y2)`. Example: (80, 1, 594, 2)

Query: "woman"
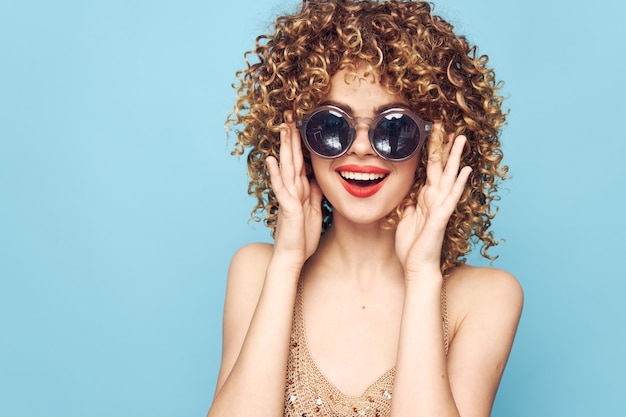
(208, 1, 523, 416)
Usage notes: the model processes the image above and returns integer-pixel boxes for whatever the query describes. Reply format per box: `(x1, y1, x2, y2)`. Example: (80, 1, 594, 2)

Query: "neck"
(308, 216, 404, 287)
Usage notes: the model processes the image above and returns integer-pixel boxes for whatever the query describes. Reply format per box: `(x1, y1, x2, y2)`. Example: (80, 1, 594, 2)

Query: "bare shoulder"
(446, 265, 523, 337)
(225, 242, 274, 305)
(447, 264, 523, 310)
(214, 242, 274, 393)
(444, 265, 523, 413)
(228, 242, 274, 276)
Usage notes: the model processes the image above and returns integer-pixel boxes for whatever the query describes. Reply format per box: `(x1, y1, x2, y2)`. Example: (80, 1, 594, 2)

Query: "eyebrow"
(318, 100, 354, 113)
(318, 100, 411, 116)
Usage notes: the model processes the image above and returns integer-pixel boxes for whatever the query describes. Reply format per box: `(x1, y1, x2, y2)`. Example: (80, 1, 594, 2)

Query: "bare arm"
(208, 243, 302, 417)
(392, 130, 522, 416)
(208, 113, 323, 417)
(392, 266, 522, 417)
(446, 267, 523, 417)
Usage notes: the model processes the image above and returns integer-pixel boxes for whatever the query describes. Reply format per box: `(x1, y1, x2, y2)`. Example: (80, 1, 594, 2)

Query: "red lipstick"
(335, 165, 389, 198)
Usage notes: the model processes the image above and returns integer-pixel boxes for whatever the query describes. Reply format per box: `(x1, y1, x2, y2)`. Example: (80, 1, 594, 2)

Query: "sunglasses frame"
(296, 104, 432, 162)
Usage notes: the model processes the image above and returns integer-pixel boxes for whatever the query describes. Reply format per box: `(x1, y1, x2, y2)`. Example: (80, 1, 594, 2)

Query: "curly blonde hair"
(227, 0, 508, 275)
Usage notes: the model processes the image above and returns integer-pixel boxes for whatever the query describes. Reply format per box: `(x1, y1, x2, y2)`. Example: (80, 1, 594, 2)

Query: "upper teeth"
(339, 171, 386, 180)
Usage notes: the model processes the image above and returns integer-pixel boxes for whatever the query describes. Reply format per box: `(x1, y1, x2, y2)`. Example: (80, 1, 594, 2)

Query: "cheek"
(309, 157, 334, 189)
(397, 158, 419, 191)
(310, 156, 323, 177)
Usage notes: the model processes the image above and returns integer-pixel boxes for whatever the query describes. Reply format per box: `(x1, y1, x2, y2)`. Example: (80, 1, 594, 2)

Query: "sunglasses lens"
(372, 112, 421, 161)
(305, 109, 352, 157)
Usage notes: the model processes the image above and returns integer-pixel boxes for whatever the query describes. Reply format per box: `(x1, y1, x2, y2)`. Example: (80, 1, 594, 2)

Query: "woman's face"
(309, 68, 420, 227)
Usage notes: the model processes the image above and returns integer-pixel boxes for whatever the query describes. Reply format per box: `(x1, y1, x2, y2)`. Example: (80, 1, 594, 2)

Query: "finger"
(440, 135, 467, 190)
(441, 132, 455, 166)
(266, 156, 286, 194)
(278, 123, 296, 186)
(308, 177, 324, 215)
(285, 111, 305, 178)
(425, 123, 445, 185)
(448, 165, 472, 204)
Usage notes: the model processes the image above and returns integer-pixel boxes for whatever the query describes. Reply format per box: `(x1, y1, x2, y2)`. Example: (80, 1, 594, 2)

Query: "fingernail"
(284, 111, 293, 124)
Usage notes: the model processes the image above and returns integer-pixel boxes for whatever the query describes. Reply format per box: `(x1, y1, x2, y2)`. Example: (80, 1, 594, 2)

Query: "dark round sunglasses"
(297, 104, 432, 162)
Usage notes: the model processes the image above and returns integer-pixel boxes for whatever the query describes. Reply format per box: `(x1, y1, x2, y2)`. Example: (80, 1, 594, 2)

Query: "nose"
(348, 122, 376, 157)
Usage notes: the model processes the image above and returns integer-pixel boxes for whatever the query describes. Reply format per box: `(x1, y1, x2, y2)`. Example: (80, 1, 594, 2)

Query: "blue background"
(1, 1, 624, 416)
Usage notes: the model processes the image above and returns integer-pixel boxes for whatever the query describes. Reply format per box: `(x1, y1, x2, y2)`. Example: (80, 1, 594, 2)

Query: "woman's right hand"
(265, 111, 323, 267)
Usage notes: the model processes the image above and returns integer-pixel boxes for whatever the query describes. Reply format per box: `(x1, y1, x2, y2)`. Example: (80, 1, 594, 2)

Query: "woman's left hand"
(395, 126, 472, 277)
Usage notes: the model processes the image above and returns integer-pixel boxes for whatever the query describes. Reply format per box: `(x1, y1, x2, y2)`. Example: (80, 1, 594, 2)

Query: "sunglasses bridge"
(351, 116, 380, 132)
(298, 105, 432, 161)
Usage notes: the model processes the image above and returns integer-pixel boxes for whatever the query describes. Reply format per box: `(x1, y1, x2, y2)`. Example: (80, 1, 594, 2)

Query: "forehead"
(325, 68, 408, 116)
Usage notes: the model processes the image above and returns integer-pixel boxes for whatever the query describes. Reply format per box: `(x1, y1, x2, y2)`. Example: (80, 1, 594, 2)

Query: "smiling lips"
(336, 165, 390, 198)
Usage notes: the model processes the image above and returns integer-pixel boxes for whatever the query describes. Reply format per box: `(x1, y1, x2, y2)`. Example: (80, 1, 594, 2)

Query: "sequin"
(285, 281, 400, 417)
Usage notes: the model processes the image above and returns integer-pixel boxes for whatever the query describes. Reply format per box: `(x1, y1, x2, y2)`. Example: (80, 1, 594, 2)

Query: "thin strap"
(442, 277, 450, 354)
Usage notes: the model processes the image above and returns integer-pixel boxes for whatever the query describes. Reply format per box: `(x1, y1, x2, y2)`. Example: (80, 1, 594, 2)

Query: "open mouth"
(336, 168, 389, 198)
(338, 170, 387, 187)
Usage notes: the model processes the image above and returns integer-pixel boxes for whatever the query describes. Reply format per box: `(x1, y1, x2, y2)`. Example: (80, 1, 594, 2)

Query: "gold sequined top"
(284, 281, 449, 417)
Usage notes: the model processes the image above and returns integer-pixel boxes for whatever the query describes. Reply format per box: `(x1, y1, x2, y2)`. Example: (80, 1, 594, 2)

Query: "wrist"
(404, 263, 443, 287)
(267, 252, 305, 277)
